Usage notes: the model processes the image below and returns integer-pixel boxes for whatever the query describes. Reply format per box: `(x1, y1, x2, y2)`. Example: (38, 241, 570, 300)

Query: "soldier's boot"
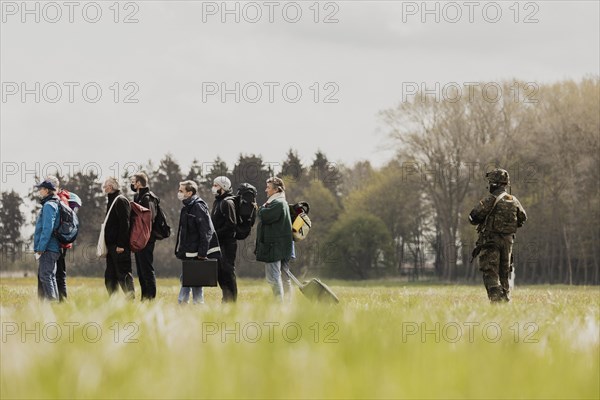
(482, 271, 502, 302)
(486, 285, 506, 302)
(499, 283, 511, 302)
(499, 270, 511, 302)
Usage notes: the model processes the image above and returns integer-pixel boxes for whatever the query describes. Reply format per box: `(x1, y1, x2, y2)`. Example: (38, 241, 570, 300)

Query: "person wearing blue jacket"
(33, 179, 61, 301)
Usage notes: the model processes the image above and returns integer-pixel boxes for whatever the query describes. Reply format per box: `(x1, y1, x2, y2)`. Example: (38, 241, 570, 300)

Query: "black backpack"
(52, 200, 79, 244)
(143, 192, 171, 240)
(228, 183, 257, 240)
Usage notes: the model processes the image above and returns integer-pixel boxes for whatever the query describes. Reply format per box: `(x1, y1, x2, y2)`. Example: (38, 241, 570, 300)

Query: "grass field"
(1, 277, 598, 399)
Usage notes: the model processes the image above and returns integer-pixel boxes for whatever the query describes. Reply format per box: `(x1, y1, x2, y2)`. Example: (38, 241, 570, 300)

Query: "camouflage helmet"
(486, 168, 510, 185)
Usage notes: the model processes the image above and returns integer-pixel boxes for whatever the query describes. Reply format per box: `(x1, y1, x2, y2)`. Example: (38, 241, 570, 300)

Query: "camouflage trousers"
(477, 233, 514, 302)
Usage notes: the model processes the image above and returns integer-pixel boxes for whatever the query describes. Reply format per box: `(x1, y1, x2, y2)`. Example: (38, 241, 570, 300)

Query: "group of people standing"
(33, 167, 526, 304)
(98, 172, 248, 304)
(33, 173, 295, 304)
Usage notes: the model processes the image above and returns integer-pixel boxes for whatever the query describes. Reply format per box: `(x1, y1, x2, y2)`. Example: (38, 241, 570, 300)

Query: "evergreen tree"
(0, 190, 25, 264)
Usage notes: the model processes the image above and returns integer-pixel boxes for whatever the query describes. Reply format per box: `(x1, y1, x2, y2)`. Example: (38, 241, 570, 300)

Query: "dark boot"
(487, 285, 506, 302)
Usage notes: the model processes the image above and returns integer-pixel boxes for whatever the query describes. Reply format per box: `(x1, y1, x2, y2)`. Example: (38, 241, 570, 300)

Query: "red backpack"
(129, 202, 152, 252)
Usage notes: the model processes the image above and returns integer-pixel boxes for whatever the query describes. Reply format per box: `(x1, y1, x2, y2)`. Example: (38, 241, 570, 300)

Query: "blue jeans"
(38, 251, 60, 301)
(265, 259, 292, 303)
(178, 275, 204, 304)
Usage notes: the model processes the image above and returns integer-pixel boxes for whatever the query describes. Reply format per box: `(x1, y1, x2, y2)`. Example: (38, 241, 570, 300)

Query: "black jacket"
(134, 187, 158, 242)
(211, 191, 237, 242)
(175, 195, 221, 260)
(105, 190, 130, 249)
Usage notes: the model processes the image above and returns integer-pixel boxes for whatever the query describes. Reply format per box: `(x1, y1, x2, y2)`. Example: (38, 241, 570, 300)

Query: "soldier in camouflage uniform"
(469, 169, 527, 302)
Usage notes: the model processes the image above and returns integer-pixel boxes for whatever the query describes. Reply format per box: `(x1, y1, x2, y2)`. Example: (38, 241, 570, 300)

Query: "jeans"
(265, 259, 292, 303)
(217, 240, 238, 302)
(135, 240, 156, 300)
(105, 245, 135, 299)
(37, 251, 60, 301)
(178, 275, 204, 304)
(56, 248, 68, 301)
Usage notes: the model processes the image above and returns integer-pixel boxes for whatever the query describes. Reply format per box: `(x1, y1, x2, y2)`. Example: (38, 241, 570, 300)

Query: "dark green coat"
(255, 197, 293, 263)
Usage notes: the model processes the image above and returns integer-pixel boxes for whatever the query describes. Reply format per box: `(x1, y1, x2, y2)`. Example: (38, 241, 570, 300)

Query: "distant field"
(1, 277, 598, 399)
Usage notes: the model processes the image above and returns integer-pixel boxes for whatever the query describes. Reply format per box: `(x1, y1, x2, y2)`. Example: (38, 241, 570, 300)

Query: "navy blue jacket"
(175, 195, 221, 260)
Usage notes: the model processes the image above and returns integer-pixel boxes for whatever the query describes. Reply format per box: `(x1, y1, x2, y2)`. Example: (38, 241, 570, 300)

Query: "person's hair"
(104, 177, 120, 191)
(179, 180, 198, 195)
(266, 177, 285, 192)
(46, 175, 60, 190)
(133, 172, 149, 187)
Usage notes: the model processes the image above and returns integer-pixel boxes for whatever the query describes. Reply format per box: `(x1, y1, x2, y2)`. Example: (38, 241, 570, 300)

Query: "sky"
(1, 0, 599, 197)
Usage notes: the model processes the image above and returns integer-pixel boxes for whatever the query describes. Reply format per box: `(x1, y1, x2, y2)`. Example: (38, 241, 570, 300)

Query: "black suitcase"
(182, 259, 218, 287)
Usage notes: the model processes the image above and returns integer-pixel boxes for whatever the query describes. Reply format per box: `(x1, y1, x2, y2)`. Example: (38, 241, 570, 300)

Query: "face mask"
(211, 187, 220, 195)
(177, 192, 185, 201)
(488, 183, 500, 194)
(130, 184, 137, 192)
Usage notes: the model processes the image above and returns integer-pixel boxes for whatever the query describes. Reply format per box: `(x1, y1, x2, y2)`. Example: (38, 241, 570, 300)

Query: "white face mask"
(177, 192, 186, 201)
(211, 187, 220, 195)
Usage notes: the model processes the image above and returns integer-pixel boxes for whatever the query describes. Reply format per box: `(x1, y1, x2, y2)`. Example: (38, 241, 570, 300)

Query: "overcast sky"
(1, 0, 599, 196)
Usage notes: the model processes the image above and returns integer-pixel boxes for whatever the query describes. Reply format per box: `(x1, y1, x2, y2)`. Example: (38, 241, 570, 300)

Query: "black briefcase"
(182, 259, 218, 287)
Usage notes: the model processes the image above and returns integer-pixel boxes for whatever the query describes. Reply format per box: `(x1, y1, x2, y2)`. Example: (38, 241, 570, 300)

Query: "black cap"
(35, 180, 57, 191)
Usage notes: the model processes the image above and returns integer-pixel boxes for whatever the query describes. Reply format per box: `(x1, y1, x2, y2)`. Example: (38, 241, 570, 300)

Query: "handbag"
(97, 194, 126, 258)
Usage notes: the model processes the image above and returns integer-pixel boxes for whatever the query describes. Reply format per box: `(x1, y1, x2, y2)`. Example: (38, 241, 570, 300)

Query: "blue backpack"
(53, 200, 79, 244)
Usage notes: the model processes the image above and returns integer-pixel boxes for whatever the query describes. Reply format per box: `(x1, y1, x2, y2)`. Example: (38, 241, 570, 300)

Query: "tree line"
(1, 77, 598, 284)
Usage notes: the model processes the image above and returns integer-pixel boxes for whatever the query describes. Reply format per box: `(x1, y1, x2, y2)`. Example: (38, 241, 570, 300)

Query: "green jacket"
(255, 196, 293, 263)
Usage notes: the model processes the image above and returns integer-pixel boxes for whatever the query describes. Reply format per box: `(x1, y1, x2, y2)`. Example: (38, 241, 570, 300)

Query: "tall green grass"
(1, 277, 598, 399)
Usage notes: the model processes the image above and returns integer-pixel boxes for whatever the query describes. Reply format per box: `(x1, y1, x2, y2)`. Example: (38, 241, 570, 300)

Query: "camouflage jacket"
(469, 188, 527, 236)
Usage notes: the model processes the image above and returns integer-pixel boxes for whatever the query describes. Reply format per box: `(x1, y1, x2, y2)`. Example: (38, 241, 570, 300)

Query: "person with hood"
(46, 175, 82, 302)
(175, 180, 221, 304)
(210, 176, 238, 302)
(33, 179, 61, 301)
(255, 177, 294, 303)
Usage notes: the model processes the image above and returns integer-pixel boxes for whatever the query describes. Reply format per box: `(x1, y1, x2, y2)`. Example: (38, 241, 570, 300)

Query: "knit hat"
(213, 176, 232, 191)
